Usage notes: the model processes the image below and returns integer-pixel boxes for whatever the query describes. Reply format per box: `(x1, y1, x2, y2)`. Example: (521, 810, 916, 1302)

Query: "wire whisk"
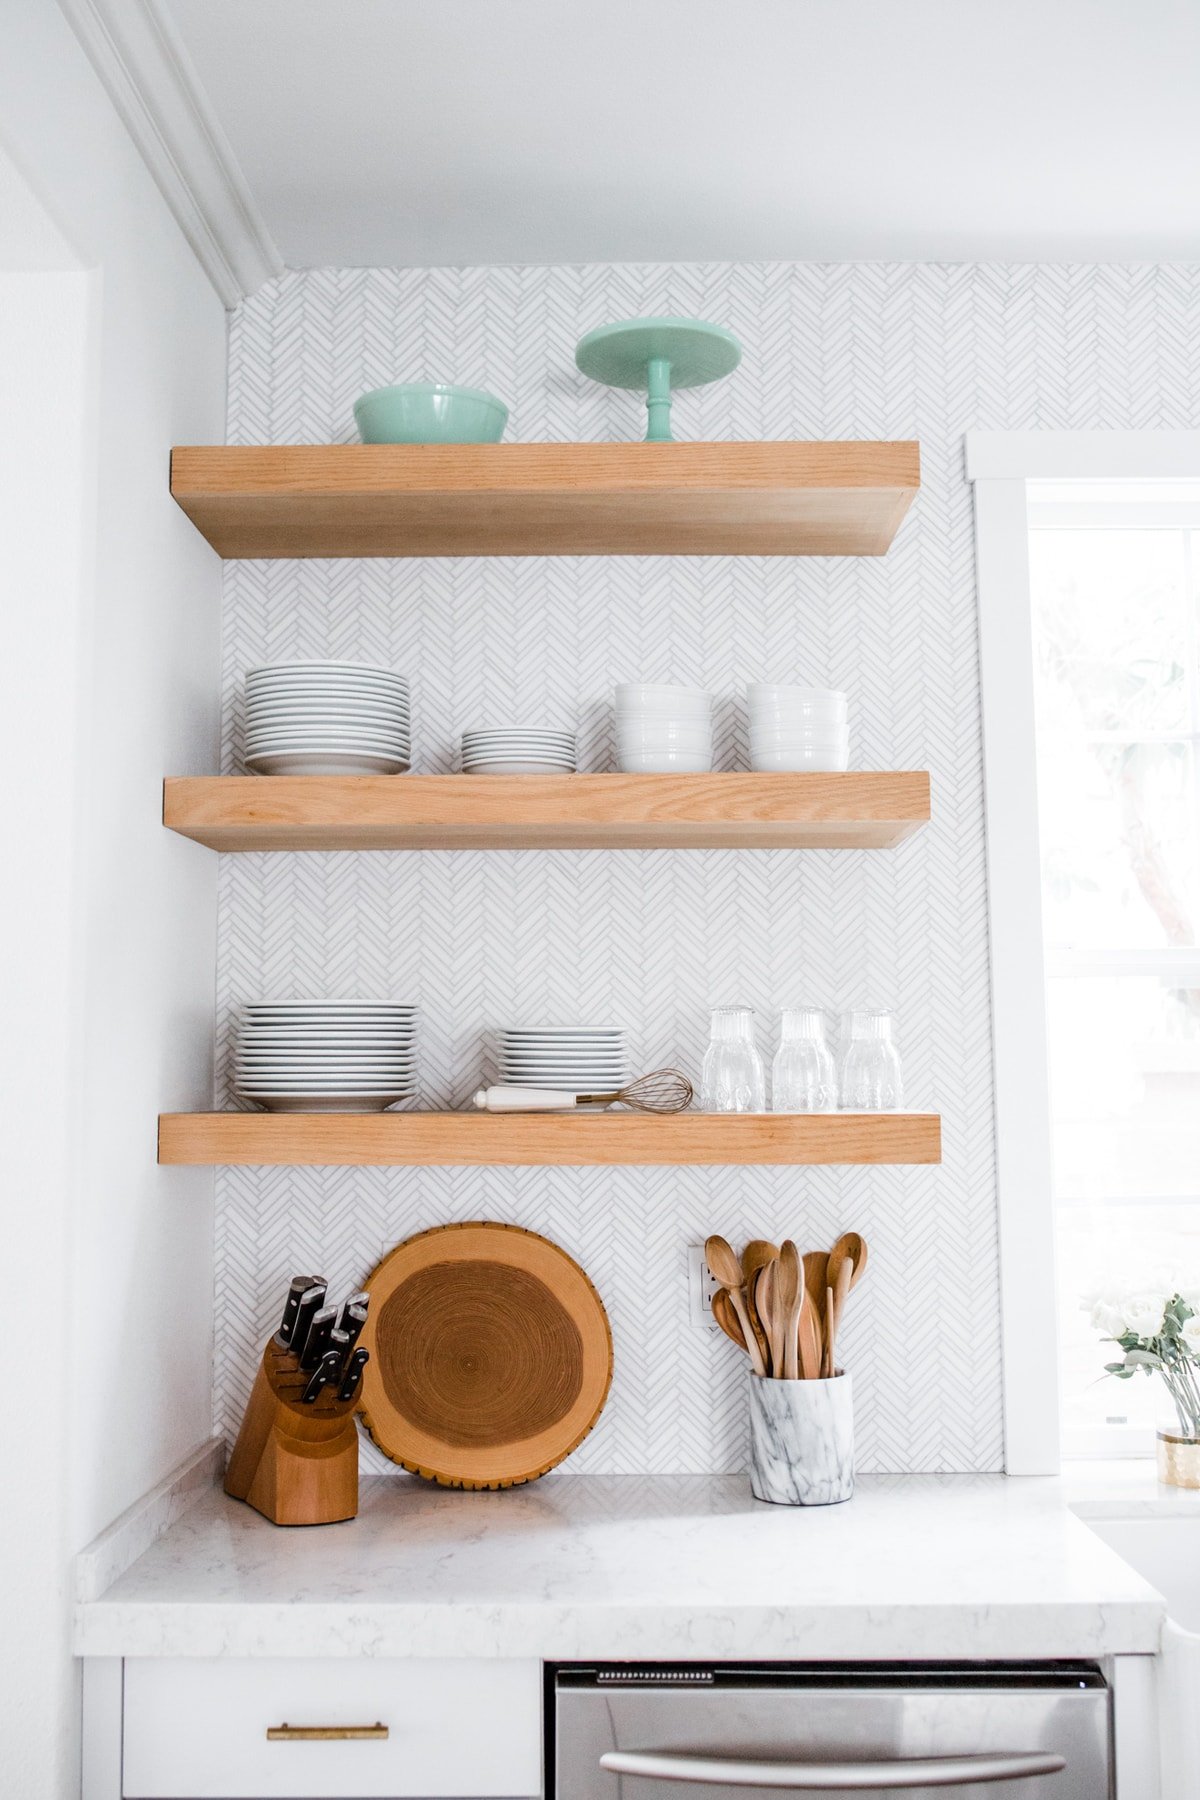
(578, 1068, 694, 1113)
(472, 1068, 694, 1113)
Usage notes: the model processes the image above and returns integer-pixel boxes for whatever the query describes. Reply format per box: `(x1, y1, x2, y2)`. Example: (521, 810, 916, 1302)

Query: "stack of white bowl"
(614, 684, 713, 773)
(747, 685, 848, 771)
(460, 728, 576, 775)
(497, 1026, 628, 1097)
(244, 663, 411, 775)
(233, 1001, 418, 1113)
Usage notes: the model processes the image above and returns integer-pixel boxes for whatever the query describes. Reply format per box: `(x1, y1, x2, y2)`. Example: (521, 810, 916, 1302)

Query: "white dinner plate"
(245, 739, 411, 756)
(461, 737, 575, 751)
(244, 751, 410, 775)
(241, 1094, 410, 1113)
(500, 1029, 626, 1044)
(246, 704, 411, 724)
(499, 1062, 629, 1077)
(237, 1039, 416, 1048)
(245, 737, 411, 754)
(243, 1000, 417, 1010)
(247, 664, 409, 684)
(463, 760, 575, 775)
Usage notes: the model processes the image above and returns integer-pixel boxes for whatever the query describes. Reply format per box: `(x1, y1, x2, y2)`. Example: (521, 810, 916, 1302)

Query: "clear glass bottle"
(700, 1007, 766, 1112)
(771, 1007, 838, 1111)
(838, 1010, 904, 1110)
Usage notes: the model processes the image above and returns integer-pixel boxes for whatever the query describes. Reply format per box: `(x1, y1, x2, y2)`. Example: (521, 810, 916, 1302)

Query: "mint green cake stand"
(575, 317, 742, 442)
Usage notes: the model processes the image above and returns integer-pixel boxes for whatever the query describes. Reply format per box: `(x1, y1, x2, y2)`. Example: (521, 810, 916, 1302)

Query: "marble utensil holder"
(748, 1371, 854, 1506)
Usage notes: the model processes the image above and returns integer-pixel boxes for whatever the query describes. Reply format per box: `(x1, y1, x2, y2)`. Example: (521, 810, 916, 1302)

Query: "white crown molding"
(57, 0, 283, 306)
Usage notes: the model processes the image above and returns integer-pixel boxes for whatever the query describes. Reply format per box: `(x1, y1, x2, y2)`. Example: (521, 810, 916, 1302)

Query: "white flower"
(1181, 1318, 1200, 1356)
(1122, 1294, 1168, 1339)
(1090, 1301, 1128, 1337)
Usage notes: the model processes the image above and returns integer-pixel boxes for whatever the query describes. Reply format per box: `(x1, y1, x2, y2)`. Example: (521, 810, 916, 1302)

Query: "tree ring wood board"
(358, 1221, 613, 1488)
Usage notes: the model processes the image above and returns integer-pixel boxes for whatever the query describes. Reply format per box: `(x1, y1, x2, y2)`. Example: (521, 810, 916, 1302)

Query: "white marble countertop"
(74, 1468, 1165, 1661)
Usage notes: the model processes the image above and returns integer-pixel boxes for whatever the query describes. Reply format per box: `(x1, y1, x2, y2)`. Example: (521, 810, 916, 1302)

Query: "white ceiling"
(162, 0, 1200, 271)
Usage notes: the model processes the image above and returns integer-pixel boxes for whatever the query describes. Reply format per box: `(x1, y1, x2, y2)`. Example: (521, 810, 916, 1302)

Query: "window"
(1027, 482, 1200, 1456)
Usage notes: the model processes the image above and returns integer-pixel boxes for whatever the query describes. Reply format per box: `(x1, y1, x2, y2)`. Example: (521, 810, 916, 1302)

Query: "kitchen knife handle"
(277, 1275, 323, 1346)
(301, 1350, 342, 1403)
(298, 1304, 338, 1371)
(338, 1346, 369, 1402)
(338, 1298, 369, 1354)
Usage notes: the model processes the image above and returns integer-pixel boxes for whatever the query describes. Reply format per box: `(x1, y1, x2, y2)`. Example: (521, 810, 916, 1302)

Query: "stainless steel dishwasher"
(553, 1664, 1111, 1797)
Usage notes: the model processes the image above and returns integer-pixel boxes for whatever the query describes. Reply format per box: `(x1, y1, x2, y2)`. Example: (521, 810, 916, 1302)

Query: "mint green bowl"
(353, 383, 508, 445)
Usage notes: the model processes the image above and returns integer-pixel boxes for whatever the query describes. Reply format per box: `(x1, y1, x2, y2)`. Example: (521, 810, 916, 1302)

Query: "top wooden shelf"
(169, 441, 920, 559)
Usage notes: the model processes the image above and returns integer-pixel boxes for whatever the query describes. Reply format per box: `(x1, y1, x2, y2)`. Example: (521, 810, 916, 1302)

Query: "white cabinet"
(122, 1656, 543, 1798)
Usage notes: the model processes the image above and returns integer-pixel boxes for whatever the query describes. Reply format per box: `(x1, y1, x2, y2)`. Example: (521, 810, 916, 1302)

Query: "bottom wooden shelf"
(158, 1111, 941, 1168)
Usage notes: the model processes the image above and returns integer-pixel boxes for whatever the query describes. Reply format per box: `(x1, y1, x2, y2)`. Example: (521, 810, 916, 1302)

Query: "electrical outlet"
(687, 1244, 721, 1330)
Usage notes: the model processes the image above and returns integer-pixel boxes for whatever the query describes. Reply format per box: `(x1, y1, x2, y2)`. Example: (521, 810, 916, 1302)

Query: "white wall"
(0, 3, 226, 1792)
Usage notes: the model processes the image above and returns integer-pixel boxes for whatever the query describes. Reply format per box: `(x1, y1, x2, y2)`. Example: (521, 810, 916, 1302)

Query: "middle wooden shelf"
(163, 771, 931, 852)
(158, 1110, 942, 1167)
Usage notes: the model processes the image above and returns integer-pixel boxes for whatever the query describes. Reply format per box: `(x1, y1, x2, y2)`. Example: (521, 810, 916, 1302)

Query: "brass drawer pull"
(267, 1722, 389, 1742)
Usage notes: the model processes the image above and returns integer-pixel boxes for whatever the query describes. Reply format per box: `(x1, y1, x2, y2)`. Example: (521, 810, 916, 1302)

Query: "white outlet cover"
(686, 1244, 721, 1330)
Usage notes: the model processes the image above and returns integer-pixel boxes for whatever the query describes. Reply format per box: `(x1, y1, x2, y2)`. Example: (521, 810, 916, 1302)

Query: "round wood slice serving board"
(357, 1221, 613, 1489)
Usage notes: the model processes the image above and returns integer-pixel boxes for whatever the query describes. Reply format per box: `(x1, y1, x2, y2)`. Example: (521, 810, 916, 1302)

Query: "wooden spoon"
(742, 1239, 780, 1283)
(711, 1286, 747, 1350)
(797, 1285, 822, 1379)
(824, 1232, 868, 1371)
(705, 1236, 766, 1377)
(754, 1257, 784, 1377)
(776, 1241, 803, 1380)
(802, 1250, 829, 1374)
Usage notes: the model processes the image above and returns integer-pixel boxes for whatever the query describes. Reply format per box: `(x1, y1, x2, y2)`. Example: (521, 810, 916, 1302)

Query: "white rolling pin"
(473, 1086, 588, 1111)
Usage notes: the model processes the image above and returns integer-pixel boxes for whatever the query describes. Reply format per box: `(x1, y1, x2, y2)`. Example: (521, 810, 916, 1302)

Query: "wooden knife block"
(225, 1338, 359, 1526)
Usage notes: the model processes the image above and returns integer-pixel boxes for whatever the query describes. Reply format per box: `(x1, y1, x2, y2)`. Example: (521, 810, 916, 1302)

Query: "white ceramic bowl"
(750, 746, 850, 772)
(617, 749, 713, 773)
(749, 731, 849, 750)
(617, 720, 712, 744)
(746, 684, 847, 707)
(615, 682, 711, 708)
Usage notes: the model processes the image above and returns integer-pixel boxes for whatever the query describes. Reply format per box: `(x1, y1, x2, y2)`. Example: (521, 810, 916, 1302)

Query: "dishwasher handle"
(599, 1749, 1067, 1789)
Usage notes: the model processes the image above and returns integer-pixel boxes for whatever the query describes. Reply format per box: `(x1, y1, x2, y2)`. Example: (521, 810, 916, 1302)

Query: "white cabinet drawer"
(122, 1656, 542, 1798)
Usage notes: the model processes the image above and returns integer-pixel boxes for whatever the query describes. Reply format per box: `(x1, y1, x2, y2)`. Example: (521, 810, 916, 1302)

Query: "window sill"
(1060, 1457, 1200, 1520)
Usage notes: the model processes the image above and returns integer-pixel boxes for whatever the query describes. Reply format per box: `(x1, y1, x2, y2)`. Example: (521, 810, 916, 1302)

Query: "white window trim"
(967, 431, 1200, 1474)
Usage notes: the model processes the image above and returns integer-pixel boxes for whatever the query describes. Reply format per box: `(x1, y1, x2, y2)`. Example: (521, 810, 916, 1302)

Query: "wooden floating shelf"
(158, 1111, 941, 1168)
(163, 772, 931, 852)
(169, 441, 919, 559)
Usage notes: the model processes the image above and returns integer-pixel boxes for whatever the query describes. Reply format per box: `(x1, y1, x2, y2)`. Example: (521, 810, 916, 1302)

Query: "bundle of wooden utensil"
(704, 1232, 868, 1380)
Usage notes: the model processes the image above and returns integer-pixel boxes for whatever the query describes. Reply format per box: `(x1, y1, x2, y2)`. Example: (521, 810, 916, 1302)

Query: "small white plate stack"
(615, 683, 713, 772)
(234, 1002, 418, 1112)
(747, 685, 849, 771)
(497, 1026, 628, 1097)
(460, 729, 576, 775)
(244, 662, 411, 775)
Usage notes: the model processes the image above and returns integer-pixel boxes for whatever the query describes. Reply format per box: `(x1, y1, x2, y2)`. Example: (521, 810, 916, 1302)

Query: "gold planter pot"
(1156, 1430, 1200, 1489)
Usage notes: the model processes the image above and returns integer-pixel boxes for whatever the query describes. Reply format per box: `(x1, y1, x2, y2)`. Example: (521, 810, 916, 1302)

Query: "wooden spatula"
(753, 1258, 784, 1377)
(802, 1250, 829, 1375)
(797, 1286, 822, 1380)
(711, 1286, 747, 1350)
(705, 1236, 767, 1377)
(777, 1241, 803, 1380)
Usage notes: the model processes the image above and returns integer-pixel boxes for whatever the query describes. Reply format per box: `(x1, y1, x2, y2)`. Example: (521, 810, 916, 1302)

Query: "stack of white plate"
(497, 1026, 628, 1096)
(461, 729, 576, 775)
(615, 683, 713, 773)
(234, 1002, 418, 1112)
(244, 662, 411, 776)
(747, 684, 849, 772)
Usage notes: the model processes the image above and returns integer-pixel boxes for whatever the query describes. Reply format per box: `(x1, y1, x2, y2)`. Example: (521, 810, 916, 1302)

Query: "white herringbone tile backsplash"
(215, 260, 1200, 1475)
